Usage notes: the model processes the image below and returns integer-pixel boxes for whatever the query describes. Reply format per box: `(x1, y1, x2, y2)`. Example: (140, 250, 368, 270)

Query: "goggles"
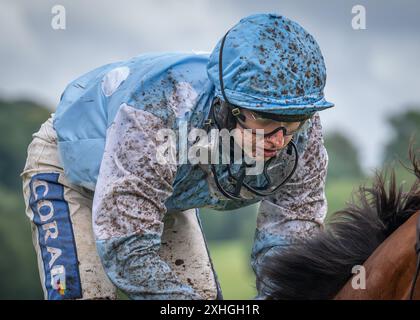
(231, 107, 311, 137)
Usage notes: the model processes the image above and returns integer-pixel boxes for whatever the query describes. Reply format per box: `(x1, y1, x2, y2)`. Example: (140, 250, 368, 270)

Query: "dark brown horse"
(258, 149, 420, 299)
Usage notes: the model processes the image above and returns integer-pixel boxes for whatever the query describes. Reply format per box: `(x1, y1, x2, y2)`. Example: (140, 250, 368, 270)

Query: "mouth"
(252, 145, 282, 158)
(263, 148, 279, 158)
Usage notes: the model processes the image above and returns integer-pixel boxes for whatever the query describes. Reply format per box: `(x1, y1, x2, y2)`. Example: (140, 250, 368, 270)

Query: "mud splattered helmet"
(207, 13, 334, 116)
(204, 13, 334, 200)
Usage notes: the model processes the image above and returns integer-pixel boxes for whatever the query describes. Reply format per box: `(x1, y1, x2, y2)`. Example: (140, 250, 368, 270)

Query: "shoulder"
(294, 112, 325, 155)
(120, 52, 214, 128)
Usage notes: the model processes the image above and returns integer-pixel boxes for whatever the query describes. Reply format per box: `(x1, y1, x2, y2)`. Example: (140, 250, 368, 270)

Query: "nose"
(265, 129, 285, 149)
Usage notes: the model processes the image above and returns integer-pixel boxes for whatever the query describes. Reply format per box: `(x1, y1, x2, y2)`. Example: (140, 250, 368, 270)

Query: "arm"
(251, 113, 329, 298)
(92, 104, 202, 299)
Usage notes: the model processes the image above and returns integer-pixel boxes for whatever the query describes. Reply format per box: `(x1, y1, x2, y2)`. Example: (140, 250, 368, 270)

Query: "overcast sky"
(1, 0, 419, 171)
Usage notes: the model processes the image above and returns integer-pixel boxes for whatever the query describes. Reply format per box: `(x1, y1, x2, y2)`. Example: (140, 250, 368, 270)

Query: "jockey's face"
(234, 109, 302, 160)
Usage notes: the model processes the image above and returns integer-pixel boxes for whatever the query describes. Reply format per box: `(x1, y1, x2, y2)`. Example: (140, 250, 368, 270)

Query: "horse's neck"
(335, 211, 420, 300)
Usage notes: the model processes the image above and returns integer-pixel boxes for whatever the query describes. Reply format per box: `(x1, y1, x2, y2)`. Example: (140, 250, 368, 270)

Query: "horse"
(257, 148, 420, 300)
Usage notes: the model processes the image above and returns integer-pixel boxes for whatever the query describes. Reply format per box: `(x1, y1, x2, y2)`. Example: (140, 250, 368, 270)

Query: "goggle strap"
(218, 29, 232, 105)
(231, 107, 246, 122)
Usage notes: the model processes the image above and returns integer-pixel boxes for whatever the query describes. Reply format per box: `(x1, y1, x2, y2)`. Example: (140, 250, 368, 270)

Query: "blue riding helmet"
(207, 13, 334, 116)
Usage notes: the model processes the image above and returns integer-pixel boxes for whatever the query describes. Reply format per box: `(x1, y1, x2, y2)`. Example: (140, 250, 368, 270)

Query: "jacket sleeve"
(251, 113, 329, 298)
(92, 104, 202, 299)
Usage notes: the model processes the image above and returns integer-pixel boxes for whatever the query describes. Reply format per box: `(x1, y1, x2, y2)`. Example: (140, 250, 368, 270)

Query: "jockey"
(21, 13, 334, 299)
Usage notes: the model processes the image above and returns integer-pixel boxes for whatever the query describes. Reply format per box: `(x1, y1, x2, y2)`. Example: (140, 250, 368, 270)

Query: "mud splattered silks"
(53, 13, 333, 299)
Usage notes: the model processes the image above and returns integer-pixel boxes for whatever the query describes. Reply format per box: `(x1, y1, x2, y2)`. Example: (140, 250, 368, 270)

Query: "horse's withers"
(334, 211, 420, 300)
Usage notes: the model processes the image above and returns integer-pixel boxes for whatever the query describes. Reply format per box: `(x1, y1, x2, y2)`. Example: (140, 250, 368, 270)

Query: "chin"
(250, 153, 271, 162)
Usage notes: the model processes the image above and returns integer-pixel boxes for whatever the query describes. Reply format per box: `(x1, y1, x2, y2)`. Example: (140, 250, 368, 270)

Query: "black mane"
(259, 148, 420, 299)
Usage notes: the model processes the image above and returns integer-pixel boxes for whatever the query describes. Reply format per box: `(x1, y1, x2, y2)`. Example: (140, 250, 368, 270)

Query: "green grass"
(325, 165, 418, 221)
(325, 177, 368, 220)
(208, 240, 257, 300)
